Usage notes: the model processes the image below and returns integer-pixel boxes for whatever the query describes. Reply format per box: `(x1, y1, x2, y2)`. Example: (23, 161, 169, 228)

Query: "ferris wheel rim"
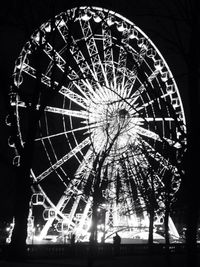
(8, 6, 187, 240)
(12, 4, 186, 191)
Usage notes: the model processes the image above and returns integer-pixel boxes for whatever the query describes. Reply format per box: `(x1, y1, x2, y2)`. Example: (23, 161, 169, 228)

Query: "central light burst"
(10, 6, 186, 242)
(86, 80, 142, 157)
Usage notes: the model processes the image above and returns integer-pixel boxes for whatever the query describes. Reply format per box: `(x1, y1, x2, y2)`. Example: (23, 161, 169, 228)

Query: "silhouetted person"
(69, 233, 76, 257)
(70, 233, 75, 245)
(113, 232, 121, 256)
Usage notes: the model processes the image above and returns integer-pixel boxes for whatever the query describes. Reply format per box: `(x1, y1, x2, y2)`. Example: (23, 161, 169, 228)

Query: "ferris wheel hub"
(9, 5, 186, 243)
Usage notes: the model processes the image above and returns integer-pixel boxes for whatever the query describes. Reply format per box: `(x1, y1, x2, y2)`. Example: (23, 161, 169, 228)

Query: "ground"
(0, 253, 199, 267)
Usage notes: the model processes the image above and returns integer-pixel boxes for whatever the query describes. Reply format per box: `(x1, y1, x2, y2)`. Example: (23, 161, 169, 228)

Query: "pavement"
(0, 254, 198, 267)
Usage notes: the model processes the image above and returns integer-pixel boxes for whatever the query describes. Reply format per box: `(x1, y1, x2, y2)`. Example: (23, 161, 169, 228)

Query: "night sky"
(0, 0, 193, 221)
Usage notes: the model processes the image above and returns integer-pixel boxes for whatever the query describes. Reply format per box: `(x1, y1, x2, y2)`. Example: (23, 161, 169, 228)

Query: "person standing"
(113, 232, 121, 256)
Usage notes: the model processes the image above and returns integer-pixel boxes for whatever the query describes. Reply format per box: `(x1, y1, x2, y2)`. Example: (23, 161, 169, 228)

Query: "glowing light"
(81, 10, 92, 21)
(154, 59, 164, 71)
(129, 28, 138, 39)
(146, 48, 156, 58)
(93, 15, 102, 23)
(107, 15, 115, 26)
(117, 21, 127, 32)
(9, 6, 186, 243)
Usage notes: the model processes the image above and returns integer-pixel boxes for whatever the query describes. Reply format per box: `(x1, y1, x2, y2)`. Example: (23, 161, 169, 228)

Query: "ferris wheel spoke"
(90, 128, 113, 153)
(70, 38, 100, 90)
(21, 62, 96, 110)
(59, 85, 89, 109)
(102, 22, 115, 83)
(75, 144, 110, 188)
(140, 139, 175, 170)
(129, 148, 149, 169)
(34, 123, 96, 142)
(139, 117, 174, 122)
(146, 69, 160, 83)
(20, 49, 94, 102)
(32, 32, 66, 73)
(18, 62, 77, 97)
(38, 191, 76, 240)
(10, 6, 186, 242)
(12, 94, 88, 120)
(123, 72, 137, 98)
(16, 60, 67, 90)
(37, 125, 69, 187)
(72, 79, 96, 100)
(96, 82, 115, 101)
(75, 147, 94, 176)
(82, 79, 106, 102)
(116, 34, 139, 91)
(131, 80, 177, 112)
(136, 93, 169, 113)
(131, 125, 175, 147)
(79, 19, 109, 84)
(44, 106, 89, 119)
(36, 137, 90, 183)
(128, 116, 174, 124)
(130, 67, 162, 102)
(56, 17, 70, 42)
(56, 16, 98, 81)
(70, 39, 98, 82)
(18, 62, 51, 87)
(117, 47, 127, 89)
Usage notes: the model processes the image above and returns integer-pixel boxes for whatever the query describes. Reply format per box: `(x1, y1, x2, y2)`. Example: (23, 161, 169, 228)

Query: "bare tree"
(5, 3, 197, 265)
(86, 109, 124, 244)
(9, 5, 74, 256)
(143, 1, 200, 265)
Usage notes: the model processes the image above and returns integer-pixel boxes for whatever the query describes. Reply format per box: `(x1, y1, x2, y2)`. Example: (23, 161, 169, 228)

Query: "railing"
(0, 243, 199, 260)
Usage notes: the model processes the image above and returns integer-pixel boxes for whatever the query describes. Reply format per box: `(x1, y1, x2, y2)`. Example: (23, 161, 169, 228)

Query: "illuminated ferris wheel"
(8, 6, 186, 242)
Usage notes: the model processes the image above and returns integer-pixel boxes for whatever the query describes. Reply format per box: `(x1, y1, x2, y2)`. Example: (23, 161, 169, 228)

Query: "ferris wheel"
(8, 6, 186, 242)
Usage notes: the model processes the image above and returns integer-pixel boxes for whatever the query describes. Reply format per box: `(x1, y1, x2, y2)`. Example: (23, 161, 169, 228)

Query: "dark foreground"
(0, 244, 200, 267)
(1, 254, 200, 267)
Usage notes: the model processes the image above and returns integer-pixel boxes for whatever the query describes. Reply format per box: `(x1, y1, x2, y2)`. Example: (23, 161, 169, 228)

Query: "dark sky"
(0, 0, 193, 220)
